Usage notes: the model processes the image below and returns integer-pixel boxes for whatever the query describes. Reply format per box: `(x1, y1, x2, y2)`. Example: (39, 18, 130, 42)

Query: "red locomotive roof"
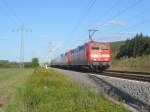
(65, 40, 110, 55)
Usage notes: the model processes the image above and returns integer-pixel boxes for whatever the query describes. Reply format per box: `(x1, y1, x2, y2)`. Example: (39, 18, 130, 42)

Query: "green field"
(0, 68, 33, 112)
(0, 68, 130, 112)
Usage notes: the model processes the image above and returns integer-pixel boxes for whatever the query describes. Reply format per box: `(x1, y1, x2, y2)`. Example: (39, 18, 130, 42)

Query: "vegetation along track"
(98, 70, 150, 82)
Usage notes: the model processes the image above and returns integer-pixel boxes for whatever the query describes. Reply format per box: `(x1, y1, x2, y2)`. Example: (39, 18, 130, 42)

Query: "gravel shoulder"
(92, 74, 150, 106)
(88, 74, 150, 112)
(53, 68, 99, 91)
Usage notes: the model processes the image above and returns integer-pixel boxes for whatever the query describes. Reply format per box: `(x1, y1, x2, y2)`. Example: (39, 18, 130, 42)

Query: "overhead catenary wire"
(78, 0, 122, 43)
(110, 0, 142, 20)
(97, 0, 143, 28)
(94, 17, 150, 41)
(106, 2, 150, 38)
(76, 0, 142, 43)
(91, 0, 144, 41)
(0, 0, 23, 24)
(70, 0, 97, 35)
(114, 2, 150, 33)
(0, 1, 17, 26)
(119, 18, 150, 33)
(94, 0, 120, 23)
(0, 0, 31, 68)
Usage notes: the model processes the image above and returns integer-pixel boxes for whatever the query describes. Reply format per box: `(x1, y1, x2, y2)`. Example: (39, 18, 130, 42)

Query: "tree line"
(116, 33, 150, 59)
(0, 58, 39, 68)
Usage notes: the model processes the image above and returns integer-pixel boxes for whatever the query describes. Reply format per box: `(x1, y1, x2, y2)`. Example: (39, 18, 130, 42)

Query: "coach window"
(79, 46, 84, 50)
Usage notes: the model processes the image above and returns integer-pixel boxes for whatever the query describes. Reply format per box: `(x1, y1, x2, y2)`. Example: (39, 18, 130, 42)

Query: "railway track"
(99, 70, 150, 82)
(52, 67, 150, 82)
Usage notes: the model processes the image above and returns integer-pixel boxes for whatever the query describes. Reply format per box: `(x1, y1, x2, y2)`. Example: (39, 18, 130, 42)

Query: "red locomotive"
(51, 40, 112, 72)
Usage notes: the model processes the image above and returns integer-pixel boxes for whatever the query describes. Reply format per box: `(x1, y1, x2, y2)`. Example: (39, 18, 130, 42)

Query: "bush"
(0, 60, 19, 68)
(31, 58, 39, 67)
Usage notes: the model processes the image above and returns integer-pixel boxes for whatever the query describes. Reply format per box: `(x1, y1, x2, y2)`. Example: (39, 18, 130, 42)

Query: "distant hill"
(111, 41, 125, 58)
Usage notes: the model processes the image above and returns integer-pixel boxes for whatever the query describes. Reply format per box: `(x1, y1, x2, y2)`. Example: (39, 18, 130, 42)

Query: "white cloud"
(107, 19, 126, 26)
(112, 32, 136, 35)
(95, 32, 136, 40)
(91, 19, 126, 29)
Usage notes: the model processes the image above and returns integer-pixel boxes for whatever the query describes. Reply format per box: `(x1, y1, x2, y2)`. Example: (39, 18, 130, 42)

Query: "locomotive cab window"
(92, 44, 110, 50)
(91, 46, 99, 50)
(100, 44, 110, 50)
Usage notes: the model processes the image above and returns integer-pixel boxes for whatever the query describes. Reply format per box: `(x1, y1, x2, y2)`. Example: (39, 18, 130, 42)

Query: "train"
(51, 40, 112, 72)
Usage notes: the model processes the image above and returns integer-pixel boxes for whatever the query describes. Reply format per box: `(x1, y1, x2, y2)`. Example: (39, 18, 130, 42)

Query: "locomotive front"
(88, 41, 112, 72)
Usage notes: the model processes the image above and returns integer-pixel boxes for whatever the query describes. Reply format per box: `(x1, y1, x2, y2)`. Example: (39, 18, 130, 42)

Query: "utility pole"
(47, 42, 63, 65)
(13, 25, 32, 68)
(88, 29, 98, 41)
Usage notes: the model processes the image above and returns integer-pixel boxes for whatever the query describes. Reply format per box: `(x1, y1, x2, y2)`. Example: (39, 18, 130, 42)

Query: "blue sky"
(0, 0, 149, 62)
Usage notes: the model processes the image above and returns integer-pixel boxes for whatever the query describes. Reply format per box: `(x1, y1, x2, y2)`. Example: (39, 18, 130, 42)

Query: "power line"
(119, 18, 150, 32)
(13, 25, 32, 68)
(76, 0, 142, 43)
(95, 0, 120, 22)
(77, 0, 121, 43)
(0, 0, 23, 24)
(90, 0, 143, 41)
(111, 0, 142, 19)
(94, 18, 150, 41)
(70, 0, 97, 35)
(96, 0, 143, 28)
(0, 2, 17, 26)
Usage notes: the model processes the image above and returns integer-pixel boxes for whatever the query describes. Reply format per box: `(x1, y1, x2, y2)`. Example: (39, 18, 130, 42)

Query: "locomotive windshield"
(92, 46, 99, 50)
(92, 44, 110, 50)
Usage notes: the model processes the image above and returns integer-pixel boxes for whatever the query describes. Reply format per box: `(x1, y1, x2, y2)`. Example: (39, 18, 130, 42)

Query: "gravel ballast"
(92, 74, 150, 104)
(53, 68, 150, 112)
(89, 74, 150, 112)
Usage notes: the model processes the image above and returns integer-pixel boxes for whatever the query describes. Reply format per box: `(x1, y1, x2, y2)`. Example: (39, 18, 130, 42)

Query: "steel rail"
(98, 71, 150, 82)
(106, 70, 150, 75)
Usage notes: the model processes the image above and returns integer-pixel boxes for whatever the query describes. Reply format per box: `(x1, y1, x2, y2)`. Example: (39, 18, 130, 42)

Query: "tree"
(31, 58, 39, 67)
(116, 33, 150, 59)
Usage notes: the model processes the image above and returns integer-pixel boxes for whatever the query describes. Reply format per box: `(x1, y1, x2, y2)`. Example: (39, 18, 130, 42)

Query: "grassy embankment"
(109, 55, 150, 73)
(0, 68, 33, 112)
(22, 68, 129, 112)
(1, 68, 130, 112)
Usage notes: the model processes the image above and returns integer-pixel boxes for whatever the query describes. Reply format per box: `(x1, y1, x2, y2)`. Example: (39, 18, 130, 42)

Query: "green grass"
(110, 55, 150, 73)
(0, 69, 19, 82)
(21, 68, 129, 112)
(0, 68, 130, 112)
(0, 68, 33, 112)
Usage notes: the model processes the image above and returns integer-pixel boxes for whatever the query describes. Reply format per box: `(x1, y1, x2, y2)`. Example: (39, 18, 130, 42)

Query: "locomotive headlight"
(102, 54, 110, 58)
(91, 54, 99, 58)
